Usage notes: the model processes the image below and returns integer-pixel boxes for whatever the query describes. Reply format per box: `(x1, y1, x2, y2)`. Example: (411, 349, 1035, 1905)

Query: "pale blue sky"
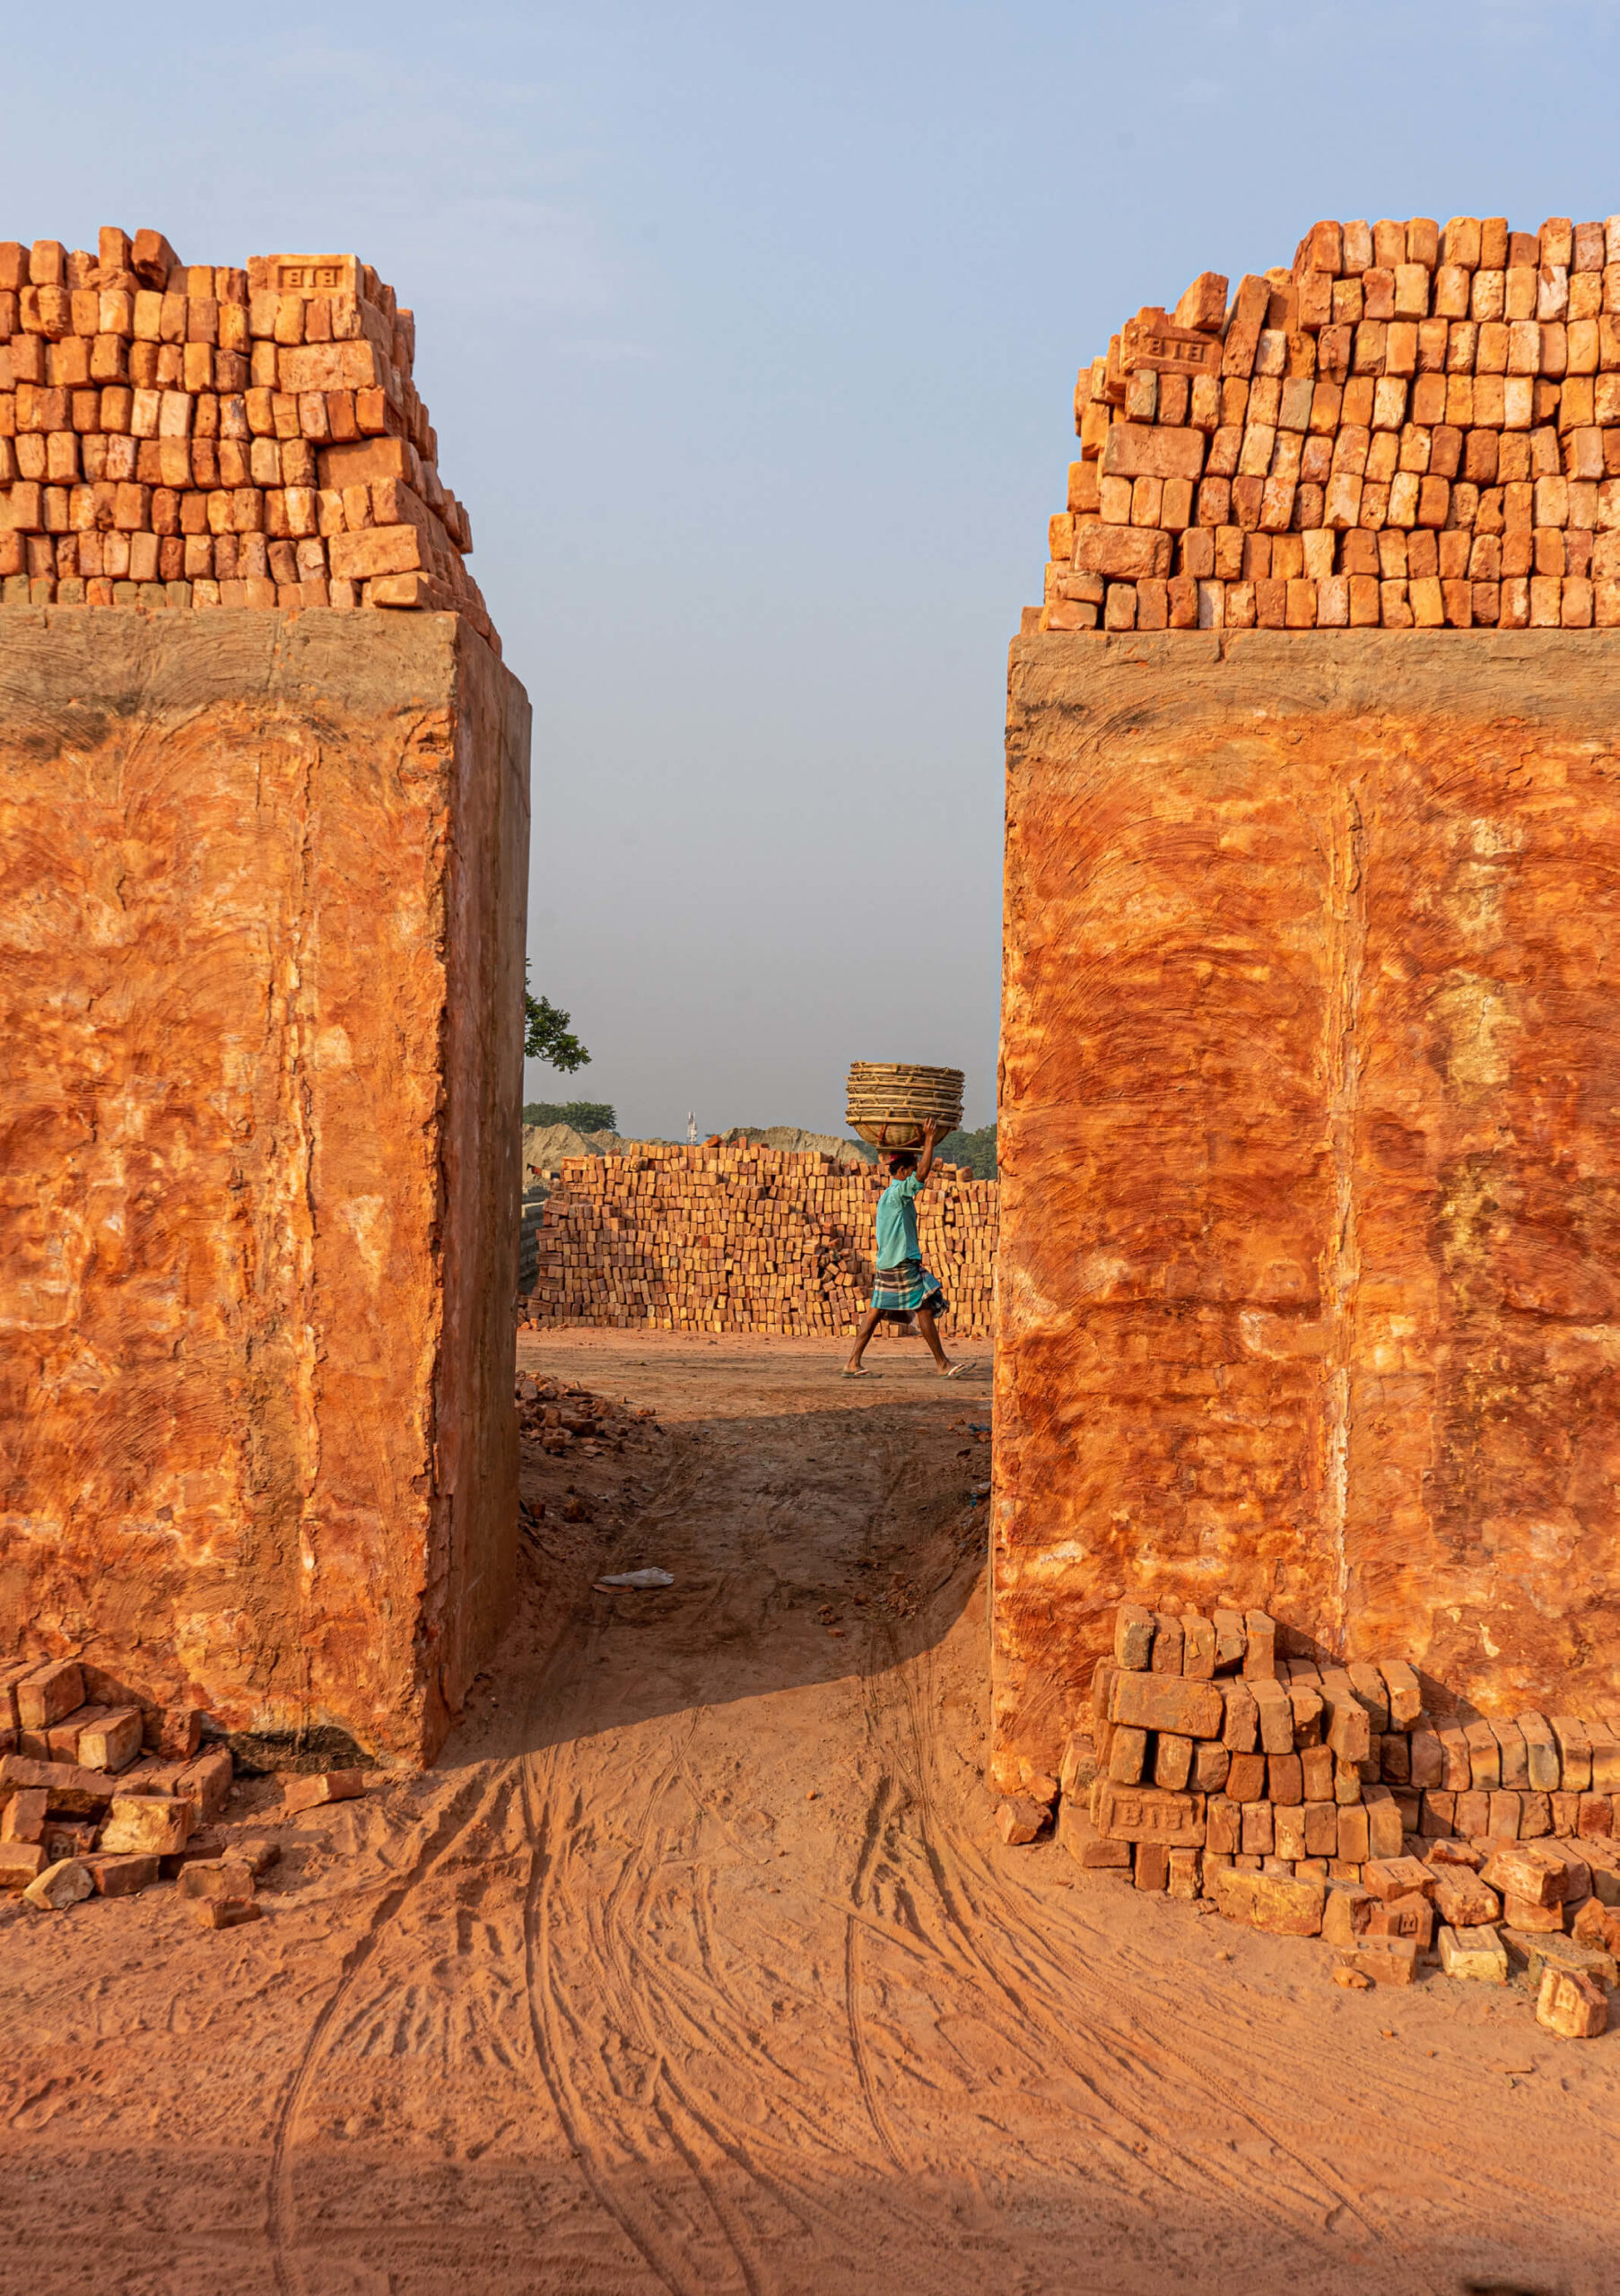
(11, 2, 1620, 1135)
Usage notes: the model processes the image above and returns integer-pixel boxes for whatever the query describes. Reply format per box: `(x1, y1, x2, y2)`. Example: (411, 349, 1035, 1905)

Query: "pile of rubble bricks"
(1039, 212, 1620, 637)
(525, 1140, 998, 1339)
(0, 1654, 365, 1923)
(1000, 1606, 1620, 2041)
(0, 226, 494, 643)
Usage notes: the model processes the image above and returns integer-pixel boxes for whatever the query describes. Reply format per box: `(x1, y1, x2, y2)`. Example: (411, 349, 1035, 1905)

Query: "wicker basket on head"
(845, 1061, 964, 1149)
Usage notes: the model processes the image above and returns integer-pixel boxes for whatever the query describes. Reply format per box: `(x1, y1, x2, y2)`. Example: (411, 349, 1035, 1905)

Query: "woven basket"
(845, 1061, 964, 1149)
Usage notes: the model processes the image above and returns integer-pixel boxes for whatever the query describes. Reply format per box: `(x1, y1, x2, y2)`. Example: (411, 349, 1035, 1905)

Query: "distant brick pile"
(0, 226, 494, 644)
(1040, 212, 1620, 637)
(526, 1141, 998, 1338)
(1008, 1605, 1620, 2027)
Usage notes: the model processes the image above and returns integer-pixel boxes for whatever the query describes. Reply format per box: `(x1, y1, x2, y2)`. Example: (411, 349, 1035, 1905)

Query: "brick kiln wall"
(995, 628, 1620, 1795)
(997, 201, 1620, 1800)
(0, 608, 529, 1769)
(527, 1144, 998, 1339)
(1040, 212, 1620, 639)
(0, 226, 492, 639)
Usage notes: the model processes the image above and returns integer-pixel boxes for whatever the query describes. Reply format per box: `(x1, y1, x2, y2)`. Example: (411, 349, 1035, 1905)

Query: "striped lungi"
(871, 1258, 947, 1318)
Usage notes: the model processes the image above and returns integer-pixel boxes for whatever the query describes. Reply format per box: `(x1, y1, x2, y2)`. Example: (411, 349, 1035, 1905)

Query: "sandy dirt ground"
(2, 1329, 1616, 2295)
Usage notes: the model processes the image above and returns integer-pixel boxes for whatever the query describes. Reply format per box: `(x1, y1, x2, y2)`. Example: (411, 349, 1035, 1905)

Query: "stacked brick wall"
(1040, 212, 1620, 638)
(0, 225, 493, 640)
(527, 1142, 998, 1338)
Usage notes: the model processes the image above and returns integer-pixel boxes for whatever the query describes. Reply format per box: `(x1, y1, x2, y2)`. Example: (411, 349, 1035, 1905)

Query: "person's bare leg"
(845, 1305, 883, 1372)
(915, 1306, 953, 1372)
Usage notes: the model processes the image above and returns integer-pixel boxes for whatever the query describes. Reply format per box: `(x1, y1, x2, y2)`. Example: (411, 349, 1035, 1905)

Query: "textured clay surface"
(5, 1335, 1611, 2296)
(995, 630, 1620, 1788)
(0, 609, 529, 1762)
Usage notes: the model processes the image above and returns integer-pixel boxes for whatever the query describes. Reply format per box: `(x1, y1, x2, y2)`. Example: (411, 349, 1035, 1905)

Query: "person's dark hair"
(885, 1149, 919, 1171)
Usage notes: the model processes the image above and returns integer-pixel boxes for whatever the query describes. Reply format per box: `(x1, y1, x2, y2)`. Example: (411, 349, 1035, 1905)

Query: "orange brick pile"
(1039, 213, 1620, 638)
(0, 1652, 241, 1911)
(0, 226, 494, 643)
(526, 1141, 998, 1338)
(1004, 1605, 1620, 2031)
(0, 1652, 371, 1923)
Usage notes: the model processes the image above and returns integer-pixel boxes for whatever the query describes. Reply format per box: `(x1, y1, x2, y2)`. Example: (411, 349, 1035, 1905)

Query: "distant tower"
(686, 1109, 697, 1144)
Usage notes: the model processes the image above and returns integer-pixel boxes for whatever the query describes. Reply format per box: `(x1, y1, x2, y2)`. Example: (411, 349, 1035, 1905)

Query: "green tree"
(524, 1100, 617, 1135)
(524, 964, 590, 1074)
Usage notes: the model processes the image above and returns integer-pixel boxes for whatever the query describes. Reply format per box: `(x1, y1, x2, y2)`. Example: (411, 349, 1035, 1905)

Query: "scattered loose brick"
(1438, 1924, 1509, 1983)
(178, 1857, 257, 1902)
(21, 1857, 94, 1910)
(0, 1787, 47, 1844)
(282, 1769, 367, 1814)
(97, 1795, 196, 1857)
(1537, 1964, 1607, 2039)
(156, 1707, 204, 1761)
(1322, 1885, 1377, 1947)
(997, 1796, 1049, 1846)
(0, 1839, 48, 1890)
(1343, 1935, 1418, 1986)
(16, 1662, 85, 1731)
(0, 1753, 119, 1817)
(1431, 1867, 1501, 1927)
(1211, 1865, 1325, 1935)
(192, 1897, 262, 1930)
(1363, 1855, 1435, 1902)
(76, 1709, 144, 1774)
(90, 1854, 158, 1898)
(1482, 1841, 1570, 1909)
(1057, 1803, 1131, 1871)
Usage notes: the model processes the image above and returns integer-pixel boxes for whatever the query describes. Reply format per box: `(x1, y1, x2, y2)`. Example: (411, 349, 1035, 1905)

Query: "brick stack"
(0, 228, 494, 646)
(1037, 1605, 1620, 2021)
(526, 1140, 998, 1338)
(0, 1651, 236, 1905)
(1039, 213, 1620, 638)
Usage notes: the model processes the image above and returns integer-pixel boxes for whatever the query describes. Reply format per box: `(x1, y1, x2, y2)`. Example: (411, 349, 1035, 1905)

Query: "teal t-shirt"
(875, 1173, 921, 1269)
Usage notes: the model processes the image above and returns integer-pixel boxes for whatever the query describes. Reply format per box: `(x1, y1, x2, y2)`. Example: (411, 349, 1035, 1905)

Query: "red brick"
(16, 1660, 84, 1730)
(1363, 1854, 1435, 1901)
(1091, 1779, 1205, 1846)
(0, 1840, 48, 1890)
(0, 1787, 47, 1843)
(997, 1795, 1048, 1845)
(1345, 1935, 1418, 1986)
(192, 1896, 262, 1930)
(1210, 1864, 1324, 1935)
(1109, 1672, 1223, 1738)
(90, 1852, 158, 1897)
(281, 1767, 367, 1814)
(1537, 1964, 1607, 2039)
(0, 1753, 119, 1816)
(1099, 422, 1206, 483)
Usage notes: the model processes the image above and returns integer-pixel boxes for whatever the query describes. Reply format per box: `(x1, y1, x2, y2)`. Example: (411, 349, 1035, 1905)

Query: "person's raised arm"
(916, 1118, 941, 1186)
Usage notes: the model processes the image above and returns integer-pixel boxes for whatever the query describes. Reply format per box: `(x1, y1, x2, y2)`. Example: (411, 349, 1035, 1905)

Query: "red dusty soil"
(1, 1330, 1615, 2294)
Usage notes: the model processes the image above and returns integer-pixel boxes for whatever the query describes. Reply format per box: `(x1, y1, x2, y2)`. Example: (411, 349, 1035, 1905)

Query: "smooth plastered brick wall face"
(0, 227, 496, 647)
(1041, 213, 1620, 639)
